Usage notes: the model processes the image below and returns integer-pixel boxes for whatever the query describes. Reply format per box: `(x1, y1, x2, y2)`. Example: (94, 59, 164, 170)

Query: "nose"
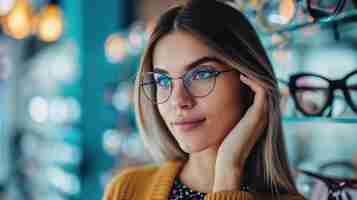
(170, 79, 195, 109)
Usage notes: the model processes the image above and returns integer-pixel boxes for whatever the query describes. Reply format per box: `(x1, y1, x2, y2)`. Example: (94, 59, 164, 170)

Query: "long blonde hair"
(133, 0, 298, 195)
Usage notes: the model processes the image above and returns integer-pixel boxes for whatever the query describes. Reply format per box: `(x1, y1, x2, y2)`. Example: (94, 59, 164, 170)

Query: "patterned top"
(168, 176, 253, 200)
(168, 177, 207, 200)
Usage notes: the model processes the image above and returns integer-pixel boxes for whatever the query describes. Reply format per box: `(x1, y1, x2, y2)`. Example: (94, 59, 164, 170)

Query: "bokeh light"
(0, 0, 16, 16)
(2, 0, 33, 39)
(105, 33, 128, 63)
(36, 4, 64, 42)
(29, 96, 49, 123)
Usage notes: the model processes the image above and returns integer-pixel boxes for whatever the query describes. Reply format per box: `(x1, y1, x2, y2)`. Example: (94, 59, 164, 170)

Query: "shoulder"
(102, 163, 160, 200)
(112, 163, 161, 180)
(109, 159, 181, 180)
(102, 159, 183, 200)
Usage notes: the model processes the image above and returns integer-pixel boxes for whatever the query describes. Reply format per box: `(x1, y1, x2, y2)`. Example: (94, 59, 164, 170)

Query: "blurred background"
(0, 0, 357, 200)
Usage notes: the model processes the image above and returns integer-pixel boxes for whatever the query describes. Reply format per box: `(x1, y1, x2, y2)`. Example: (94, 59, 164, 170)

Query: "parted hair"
(133, 0, 298, 195)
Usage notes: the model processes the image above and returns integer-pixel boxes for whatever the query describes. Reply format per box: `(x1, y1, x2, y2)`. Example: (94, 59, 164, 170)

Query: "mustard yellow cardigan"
(102, 159, 305, 200)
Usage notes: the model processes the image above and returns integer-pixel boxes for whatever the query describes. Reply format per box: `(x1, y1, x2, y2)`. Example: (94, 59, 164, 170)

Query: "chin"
(179, 142, 214, 154)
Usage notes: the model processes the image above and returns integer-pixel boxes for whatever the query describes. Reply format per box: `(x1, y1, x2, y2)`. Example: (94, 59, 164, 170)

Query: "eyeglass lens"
(294, 75, 330, 115)
(346, 72, 357, 110)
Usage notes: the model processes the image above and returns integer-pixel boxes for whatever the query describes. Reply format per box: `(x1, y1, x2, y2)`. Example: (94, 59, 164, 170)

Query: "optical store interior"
(0, 0, 357, 200)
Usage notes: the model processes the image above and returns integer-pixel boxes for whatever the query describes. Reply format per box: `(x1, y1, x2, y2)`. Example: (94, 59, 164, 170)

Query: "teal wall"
(62, 0, 134, 199)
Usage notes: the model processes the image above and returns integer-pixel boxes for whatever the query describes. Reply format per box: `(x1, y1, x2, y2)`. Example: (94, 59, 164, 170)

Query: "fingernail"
(240, 75, 247, 80)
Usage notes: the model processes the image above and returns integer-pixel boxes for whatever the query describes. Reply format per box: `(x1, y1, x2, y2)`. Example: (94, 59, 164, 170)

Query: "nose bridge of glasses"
(330, 79, 346, 91)
(330, 79, 348, 105)
(170, 76, 193, 99)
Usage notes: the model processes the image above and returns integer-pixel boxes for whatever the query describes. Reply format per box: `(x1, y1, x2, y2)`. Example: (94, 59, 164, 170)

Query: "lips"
(173, 118, 206, 132)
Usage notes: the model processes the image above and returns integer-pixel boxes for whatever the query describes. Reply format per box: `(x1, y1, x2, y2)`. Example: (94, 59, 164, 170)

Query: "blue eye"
(192, 70, 216, 80)
(154, 74, 171, 88)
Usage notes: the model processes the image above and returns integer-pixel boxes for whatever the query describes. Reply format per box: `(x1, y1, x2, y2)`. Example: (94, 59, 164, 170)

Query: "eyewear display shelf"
(264, 10, 357, 124)
(283, 117, 357, 124)
(262, 9, 357, 36)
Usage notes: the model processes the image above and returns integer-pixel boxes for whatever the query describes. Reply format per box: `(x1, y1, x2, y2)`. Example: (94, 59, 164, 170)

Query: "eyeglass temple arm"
(348, 84, 357, 90)
(277, 78, 289, 85)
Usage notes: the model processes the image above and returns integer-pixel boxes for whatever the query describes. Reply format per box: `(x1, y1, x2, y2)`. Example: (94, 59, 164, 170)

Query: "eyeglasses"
(279, 70, 357, 117)
(140, 59, 235, 104)
(256, 0, 347, 32)
(222, 0, 261, 12)
(296, 169, 357, 200)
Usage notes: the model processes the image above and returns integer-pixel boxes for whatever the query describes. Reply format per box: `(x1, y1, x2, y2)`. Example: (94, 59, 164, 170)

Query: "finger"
(240, 75, 265, 96)
(240, 74, 266, 111)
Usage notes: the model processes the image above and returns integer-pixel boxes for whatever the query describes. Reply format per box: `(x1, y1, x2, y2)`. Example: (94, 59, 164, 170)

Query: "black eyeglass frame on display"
(306, 0, 347, 20)
(279, 70, 357, 117)
(298, 169, 357, 200)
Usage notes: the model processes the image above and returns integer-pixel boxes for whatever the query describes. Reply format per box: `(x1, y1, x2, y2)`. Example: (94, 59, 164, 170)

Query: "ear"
(240, 80, 254, 115)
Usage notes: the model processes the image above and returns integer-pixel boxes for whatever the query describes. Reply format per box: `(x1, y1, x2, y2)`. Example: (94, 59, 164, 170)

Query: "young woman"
(103, 0, 305, 199)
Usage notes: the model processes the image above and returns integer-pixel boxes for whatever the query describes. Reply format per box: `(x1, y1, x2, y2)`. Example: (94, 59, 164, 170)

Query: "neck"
(179, 147, 219, 193)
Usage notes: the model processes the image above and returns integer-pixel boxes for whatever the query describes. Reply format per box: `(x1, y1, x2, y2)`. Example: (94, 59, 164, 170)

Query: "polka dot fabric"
(168, 177, 207, 200)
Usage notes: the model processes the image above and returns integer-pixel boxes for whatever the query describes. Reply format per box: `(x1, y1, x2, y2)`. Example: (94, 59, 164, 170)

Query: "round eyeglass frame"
(140, 68, 236, 104)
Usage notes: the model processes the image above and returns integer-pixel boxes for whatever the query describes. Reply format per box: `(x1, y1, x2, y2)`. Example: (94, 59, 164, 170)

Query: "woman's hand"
(213, 74, 269, 192)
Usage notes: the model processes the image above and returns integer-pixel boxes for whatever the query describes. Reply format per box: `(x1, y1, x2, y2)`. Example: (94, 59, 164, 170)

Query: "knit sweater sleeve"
(204, 191, 306, 200)
(204, 191, 254, 200)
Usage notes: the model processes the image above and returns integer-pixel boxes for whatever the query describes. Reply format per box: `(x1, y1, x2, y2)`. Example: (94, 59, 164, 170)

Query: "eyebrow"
(152, 56, 225, 74)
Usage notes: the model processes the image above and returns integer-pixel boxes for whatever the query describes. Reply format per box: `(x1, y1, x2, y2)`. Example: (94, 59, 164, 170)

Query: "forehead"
(152, 31, 222, 74)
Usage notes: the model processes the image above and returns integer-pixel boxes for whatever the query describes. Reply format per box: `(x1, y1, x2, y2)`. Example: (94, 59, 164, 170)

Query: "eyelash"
(158, 66, 216, 77)
(155, 69, 215, 83)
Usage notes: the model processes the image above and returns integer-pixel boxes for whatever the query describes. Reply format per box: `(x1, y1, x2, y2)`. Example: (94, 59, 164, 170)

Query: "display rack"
(283, 117, 357, 124)
(262, 9, 357, 36)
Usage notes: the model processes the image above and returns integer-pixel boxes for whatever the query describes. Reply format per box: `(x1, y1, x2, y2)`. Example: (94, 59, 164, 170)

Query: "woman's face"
(152, 31, 244, 153)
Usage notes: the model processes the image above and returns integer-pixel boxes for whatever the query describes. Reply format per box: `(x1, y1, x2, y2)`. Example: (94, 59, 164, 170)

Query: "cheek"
(207, 94, 241, 119)
(157, 104, 170, 124)
(204, 81, 243, 131)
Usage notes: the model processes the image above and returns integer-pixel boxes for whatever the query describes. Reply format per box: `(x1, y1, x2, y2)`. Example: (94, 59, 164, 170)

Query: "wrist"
(215, 150, 247, 171)
(213, 167, 242, 192)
